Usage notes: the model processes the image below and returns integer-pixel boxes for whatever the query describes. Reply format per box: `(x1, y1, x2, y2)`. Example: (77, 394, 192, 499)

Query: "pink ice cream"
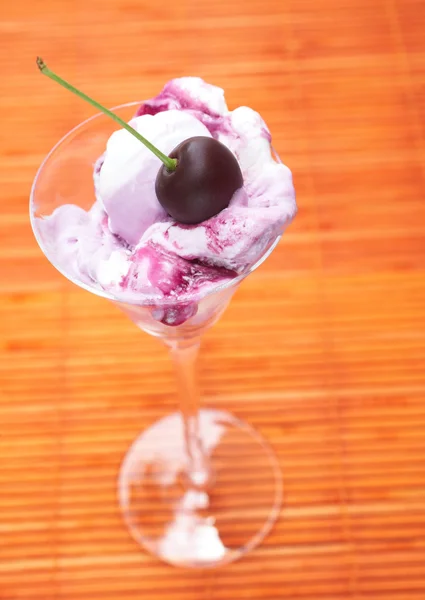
(36, 78, 297, 325)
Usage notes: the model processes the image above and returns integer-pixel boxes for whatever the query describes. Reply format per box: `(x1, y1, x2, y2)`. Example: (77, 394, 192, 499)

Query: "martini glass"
(30, 103, 283, 568)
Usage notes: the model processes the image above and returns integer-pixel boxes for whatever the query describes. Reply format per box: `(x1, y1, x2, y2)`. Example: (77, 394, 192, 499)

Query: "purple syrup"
(192, 111, 233, 138)
(135, 84, 232, 139)
(152, 302, 198, 327)
(123, 242, 236, 298)
(94, 154, 105, 175)
(119, 242, 236, 327)
(137, 100, 175, 116)
(261, 127, 272, 143)
(137, 81, 221, 118)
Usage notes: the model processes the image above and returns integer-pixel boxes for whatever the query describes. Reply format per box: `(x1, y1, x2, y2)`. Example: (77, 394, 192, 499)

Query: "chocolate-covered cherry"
(37, 58, 243, 225)
(155, 137, 243, 224)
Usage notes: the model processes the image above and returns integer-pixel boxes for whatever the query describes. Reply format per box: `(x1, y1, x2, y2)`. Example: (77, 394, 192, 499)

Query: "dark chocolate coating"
(155, 136, 243, 224)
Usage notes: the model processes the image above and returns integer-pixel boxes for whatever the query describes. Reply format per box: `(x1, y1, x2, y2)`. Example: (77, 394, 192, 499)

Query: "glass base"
(118, 409, 282, 568)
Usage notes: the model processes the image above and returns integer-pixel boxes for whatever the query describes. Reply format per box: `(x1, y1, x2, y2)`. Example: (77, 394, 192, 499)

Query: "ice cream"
(36, 77, 297, 325)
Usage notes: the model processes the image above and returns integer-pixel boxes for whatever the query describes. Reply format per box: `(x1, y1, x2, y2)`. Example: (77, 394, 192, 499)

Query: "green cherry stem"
(36, 57, 177, 171)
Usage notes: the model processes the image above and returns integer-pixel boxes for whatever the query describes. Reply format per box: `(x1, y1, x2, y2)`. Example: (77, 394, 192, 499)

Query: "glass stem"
(167, 337, 210, 488)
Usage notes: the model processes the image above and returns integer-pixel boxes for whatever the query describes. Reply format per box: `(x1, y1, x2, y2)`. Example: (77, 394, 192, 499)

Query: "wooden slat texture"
(1, 0, 425, 598)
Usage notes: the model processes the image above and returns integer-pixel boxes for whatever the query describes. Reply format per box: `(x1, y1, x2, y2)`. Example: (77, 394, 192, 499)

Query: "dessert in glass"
(30, 61, 297, 567)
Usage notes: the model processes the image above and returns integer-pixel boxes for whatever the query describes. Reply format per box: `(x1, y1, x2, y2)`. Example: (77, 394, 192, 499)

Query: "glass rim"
(29, 101, 281, 306)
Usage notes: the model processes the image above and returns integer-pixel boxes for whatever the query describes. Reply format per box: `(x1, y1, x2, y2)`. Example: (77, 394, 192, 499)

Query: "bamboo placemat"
(1, 0, 425, 597)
